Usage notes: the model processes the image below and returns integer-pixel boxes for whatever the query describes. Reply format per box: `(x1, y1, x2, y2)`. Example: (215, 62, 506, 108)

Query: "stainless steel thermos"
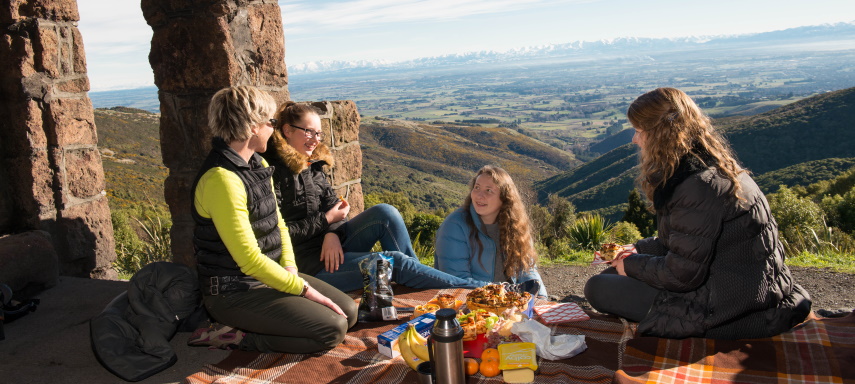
(427, 308, 466, 384)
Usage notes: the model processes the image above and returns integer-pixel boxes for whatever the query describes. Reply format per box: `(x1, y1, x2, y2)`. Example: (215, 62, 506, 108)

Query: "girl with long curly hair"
(435, 165, 547, 298)
(584, 87, 811, 339)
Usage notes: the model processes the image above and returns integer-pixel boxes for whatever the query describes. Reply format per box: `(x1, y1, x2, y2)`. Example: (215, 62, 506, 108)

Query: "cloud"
(279, 0, 589, 32)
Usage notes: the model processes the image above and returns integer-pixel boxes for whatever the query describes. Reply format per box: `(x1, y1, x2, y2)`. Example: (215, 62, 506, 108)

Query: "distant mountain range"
(288, 22, 855, 75)
(90, 21, 855, 112)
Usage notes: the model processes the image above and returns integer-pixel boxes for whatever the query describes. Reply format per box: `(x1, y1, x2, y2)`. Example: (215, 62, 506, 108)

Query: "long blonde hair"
(627, 87, 744, 206)
(462, 165, 537, 278)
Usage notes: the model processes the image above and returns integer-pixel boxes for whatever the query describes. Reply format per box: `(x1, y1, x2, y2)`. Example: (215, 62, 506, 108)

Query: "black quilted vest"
(192, 138, 282, 279)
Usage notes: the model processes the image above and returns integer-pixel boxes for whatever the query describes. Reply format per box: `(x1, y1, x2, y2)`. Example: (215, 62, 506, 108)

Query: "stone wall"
(0, 0, 116, 292)
(311, 101, 364, 214)
(142, 0, 362, 266)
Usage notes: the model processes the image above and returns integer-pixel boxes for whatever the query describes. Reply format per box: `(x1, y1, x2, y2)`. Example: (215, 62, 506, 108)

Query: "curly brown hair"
(627, 87, 744, 207)
(462, 165, 537, 279)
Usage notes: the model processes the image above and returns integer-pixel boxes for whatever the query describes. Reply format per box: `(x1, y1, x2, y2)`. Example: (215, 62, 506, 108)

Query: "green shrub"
(610, 221, 642, 245)
(768, 186, 826, 252)
(546, 194, 576, 240)
(528, 204, 552, 244)
(412, 232, 436, 267)
(365, 191, 417, 222)
(621, 188, 656, 237)
(567, 214, 613, 251)
(821, 189, 855, 233)
(112, 208, 172, 279)
(409, 212, 443, 246)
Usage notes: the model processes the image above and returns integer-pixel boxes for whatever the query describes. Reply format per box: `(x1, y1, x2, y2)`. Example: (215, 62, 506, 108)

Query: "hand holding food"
(599, 243, 623, 261)
(592, 243, 636, 265)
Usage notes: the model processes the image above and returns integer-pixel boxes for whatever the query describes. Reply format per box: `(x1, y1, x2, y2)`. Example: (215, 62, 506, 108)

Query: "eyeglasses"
(290, 124, 324, 140)
(268, 119, 278, 126)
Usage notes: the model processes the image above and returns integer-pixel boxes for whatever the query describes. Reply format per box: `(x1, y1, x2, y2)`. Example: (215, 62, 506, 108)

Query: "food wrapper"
(533, 302, 590, 324)
(357, 253, 396, 322)
(498, 342, 538, 371)
(511, 318, 586, 360)
(591, 244, 636, 265)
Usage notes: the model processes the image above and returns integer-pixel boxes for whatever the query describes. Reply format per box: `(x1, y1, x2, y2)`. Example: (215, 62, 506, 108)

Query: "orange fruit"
(479, 359, 500, 377)
(464, 358, 479, 375)
(481, 348, 499, 362)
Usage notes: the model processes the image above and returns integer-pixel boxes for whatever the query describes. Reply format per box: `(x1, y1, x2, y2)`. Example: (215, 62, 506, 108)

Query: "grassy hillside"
(95, 108, 579, 214)
(95, 108, 167, 210)
(360, 118, 578, 210)
(536, 86, 855, 219)
(754, 158, 855, 194)
(722, 87, 855, 174)
(96, 86, 855, 221)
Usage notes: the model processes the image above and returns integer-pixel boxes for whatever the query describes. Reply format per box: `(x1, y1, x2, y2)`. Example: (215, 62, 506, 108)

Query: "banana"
(398, 325, 423, 370)
(407, 324, 430, 362)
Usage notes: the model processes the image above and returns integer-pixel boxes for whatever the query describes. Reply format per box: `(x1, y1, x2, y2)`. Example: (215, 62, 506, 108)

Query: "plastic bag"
(357, 253, 397, 322)
(511, 318, 586, 360)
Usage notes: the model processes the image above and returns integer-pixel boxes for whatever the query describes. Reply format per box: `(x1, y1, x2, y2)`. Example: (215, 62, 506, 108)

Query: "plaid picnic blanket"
(614, 312, 855, 384)
(184, 287, 634, 384)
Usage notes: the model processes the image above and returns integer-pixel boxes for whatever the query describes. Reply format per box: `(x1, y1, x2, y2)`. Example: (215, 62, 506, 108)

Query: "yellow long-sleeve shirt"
(193, 162, 304, 295)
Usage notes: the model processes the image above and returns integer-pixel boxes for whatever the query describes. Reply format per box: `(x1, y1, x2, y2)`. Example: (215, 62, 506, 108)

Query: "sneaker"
(816, 308, 853, 318)
(188, 323, 245, 350)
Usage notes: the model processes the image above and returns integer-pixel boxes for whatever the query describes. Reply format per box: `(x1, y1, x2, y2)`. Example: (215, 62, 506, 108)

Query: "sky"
(77, 0, 855, 91)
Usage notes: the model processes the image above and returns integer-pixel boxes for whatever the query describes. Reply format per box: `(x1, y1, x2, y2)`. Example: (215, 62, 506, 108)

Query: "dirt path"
(539, 264, 855, 313)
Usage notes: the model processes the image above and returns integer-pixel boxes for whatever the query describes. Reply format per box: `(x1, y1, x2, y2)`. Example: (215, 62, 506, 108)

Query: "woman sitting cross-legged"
(434, 165, 548, 298)
(584, 87, 811, 339)
(261, 102, 489, 292)
(189, 86, 356, 353)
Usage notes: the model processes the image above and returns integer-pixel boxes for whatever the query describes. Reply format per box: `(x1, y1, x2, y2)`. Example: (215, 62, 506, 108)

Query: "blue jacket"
(435, 205, 548, 297)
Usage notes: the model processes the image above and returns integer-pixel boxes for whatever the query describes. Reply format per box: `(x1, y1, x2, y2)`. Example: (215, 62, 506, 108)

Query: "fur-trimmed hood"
(268, 130, 334, 174)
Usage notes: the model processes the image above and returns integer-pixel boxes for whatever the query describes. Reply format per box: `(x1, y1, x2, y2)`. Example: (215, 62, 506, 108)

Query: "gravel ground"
(539, 264, 855, 315)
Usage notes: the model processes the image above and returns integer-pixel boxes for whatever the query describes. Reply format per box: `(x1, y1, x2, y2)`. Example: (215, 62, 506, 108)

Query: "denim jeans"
(314, 204, 488, 292)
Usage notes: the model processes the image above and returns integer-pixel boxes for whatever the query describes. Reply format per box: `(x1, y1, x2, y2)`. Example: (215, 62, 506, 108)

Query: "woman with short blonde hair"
(188, 86, 356, 353)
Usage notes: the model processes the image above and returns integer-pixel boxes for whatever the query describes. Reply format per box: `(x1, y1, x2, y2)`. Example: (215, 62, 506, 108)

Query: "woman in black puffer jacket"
(584, 87, 812, 339)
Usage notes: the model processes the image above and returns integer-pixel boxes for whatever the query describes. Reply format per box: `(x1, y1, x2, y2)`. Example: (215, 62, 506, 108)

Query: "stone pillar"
(0, 0, 116, 284)
(142, 1, 363, 267)
(313, 101, 363, 215)
(142, 0, 290, 266)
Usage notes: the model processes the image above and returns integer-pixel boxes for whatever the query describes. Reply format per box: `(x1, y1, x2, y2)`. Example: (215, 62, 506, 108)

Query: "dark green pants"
(203, 273, 358, 353)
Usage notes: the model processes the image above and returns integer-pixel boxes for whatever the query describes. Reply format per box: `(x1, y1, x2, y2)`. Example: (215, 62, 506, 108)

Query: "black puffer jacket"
(90, 262, 203, 382)
(624, 155, 812, 339)
(261, 134, 342, 276)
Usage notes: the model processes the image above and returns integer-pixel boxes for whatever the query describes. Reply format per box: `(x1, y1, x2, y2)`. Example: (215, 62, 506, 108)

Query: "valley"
(92, 23, 855, 217)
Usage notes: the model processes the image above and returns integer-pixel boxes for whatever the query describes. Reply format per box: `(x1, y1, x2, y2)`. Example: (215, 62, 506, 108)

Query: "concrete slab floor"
(0, 276, 229, 384)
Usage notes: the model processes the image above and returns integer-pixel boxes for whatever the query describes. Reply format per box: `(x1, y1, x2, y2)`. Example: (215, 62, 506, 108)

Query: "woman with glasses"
(187, 86, 356, 353)
(434, 165, 548, 298)
(261, 101, 489, 292)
